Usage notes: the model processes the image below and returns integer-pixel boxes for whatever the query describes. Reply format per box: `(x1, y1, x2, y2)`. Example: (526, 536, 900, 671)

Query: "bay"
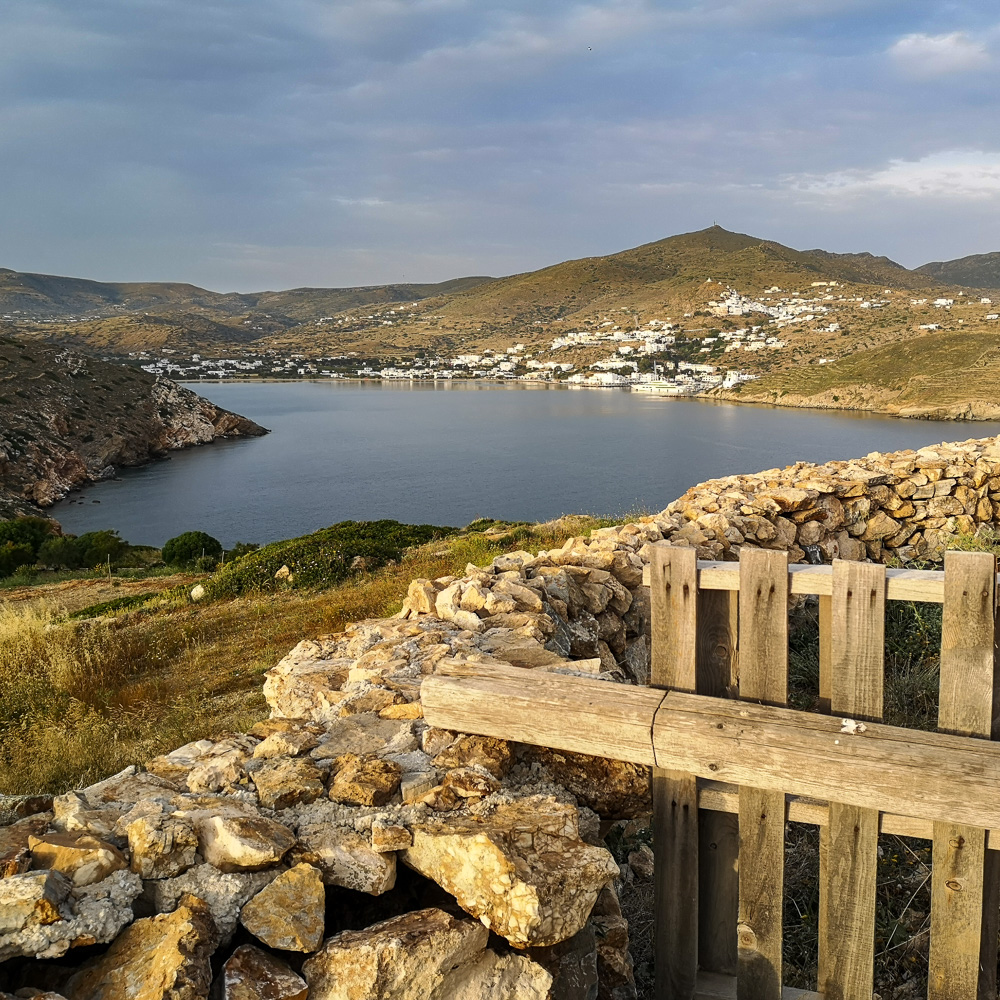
(49, 381, 1000, 548)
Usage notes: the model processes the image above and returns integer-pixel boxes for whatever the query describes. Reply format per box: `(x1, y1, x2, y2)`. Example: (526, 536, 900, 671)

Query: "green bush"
(0, 517, 57, 558)
(0, 542, 35, 578)
(225, 541, 259, 561)
(162, 531, 223, 568)
(38, 535, 85, 570)
(204, 520, 453, 599)
(76, 530, 128, 568)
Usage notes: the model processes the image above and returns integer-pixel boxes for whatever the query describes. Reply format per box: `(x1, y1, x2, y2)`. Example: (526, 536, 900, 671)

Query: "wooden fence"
(420, 545, 1000, 1000)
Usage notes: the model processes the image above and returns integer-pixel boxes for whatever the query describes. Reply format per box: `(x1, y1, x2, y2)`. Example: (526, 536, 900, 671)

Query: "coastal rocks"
(63, 894, 218, 1000)
(301, 908, 553, 1000)
(402, 797, 619, 948)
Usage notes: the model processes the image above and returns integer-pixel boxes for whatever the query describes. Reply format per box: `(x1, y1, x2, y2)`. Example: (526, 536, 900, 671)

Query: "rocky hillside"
(917, 251, 1000, 290)
(0, 336, 266, 515)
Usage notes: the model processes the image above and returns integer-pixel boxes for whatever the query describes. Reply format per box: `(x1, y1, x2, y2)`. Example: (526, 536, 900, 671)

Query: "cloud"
(888, 31, 991, 78)
(789, 150, 1000, 200)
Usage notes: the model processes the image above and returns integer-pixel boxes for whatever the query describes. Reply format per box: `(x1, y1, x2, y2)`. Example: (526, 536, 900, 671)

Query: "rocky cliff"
(0, 337, 266, 516)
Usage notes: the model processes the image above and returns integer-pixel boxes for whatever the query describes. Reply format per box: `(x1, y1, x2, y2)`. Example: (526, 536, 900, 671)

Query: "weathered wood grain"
(929, 551, 999, 1000)
(649, 544, 700, 998)
(642, 561, 950, 603)
(697, 587, 740, 976)
(817, 561, 885, 1000)
(421, 659, 662, 766)
(737, 549, 788, 1000)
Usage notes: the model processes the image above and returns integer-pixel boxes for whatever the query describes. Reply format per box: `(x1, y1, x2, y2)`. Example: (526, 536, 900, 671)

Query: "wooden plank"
(737, 548, 788, 1000)
(422, 662, 1000, 833)
(698, 778, 1000, 847)
(422, 660, 662, 767)
(650, 691, 1000, 832)
(817, 594, 832, 714)
(929, 551, 999, 1000)
(650, 543, 698, 691)
(697, 588, 740, 976)
(649, 544, 700, 999)
(641, 561, 950, 603)
(818, 561, 885, 1000)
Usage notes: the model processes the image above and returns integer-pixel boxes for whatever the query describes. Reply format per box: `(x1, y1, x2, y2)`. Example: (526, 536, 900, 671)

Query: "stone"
(591, 887, 636, 1000)
(127, 812, 199, 880)
(312, 716, 416, 761)
(527, 748, 650, 818)
(404, 579, 440, 615)
(441, 767, 501, 800)
(252, 757, 326, 811)
(195, 814, 296, 873)
(221, 945, 309, 1000)
(0, 871, 69, 935)
(252, 730, 319, 759)
(528, 924, 600, 1000)
(140, 865, 277, 943)
(294, 825, 397, 895)
(370, 821, 412, 853)
(402, 796, 619, 947)
(328, 754, 402, 807)
(28, 832, 127, 889)
(262, 642, 353, 722)
(378, 702, 423, 720)
(240, 864, 325, 952)
(400, 771, 438, 804)
(627, 845, 654, 880)
(1, 815, 51, 878)
(432, 735, 513, 778)
(302, 908, 552, 1000)
(64, 894, 218, 1000)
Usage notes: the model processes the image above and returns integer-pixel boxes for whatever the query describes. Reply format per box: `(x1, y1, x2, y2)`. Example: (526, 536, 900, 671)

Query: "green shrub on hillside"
(204, 520, 454, 599)
(162, 531, 223, 568)
(0, 517, 57, 558)
(0, 542, 35, 578)
(37, 530, 134, 571)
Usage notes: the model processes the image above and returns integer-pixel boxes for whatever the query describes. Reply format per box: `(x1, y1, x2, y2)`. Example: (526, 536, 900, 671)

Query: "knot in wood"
(945, 878, 965, 892)
(737, 922, 758, 951)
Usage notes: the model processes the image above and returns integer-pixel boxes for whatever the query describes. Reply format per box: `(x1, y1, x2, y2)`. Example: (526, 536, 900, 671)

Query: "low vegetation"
(0, 514, 605, 795)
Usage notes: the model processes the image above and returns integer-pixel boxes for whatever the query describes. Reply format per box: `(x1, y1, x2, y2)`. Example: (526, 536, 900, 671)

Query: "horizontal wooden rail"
(641, 560, 948, 602)
(422, 661, 1000, 833)
(697, 779, 1000, 849)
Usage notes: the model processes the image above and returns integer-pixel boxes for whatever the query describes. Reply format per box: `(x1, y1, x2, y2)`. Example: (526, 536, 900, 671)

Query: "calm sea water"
(49, 381, 1000, 548)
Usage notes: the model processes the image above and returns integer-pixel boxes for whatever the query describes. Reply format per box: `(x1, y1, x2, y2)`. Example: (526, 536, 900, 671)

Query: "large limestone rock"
(251, 757, 326, 811)
(240, 864, 325, 952)
(525, 749, 650, 819)
(221, 945, 309, 1000)
(302, 908, 552, 1000)
(0, 869, 141, 961)
(327, 754, 401, 807)
(294, 825, 396, 895)
(140, 865, 279, 943)
(126, 811, 199, 879)
(402, 796, 619, 947)
(65, 894, 218, 1000)
(29, 832, 128, 887)
(194, 814, 295, 873)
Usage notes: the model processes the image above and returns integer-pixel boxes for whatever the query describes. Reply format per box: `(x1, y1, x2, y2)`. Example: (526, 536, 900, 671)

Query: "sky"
(1, 0, 998, 290)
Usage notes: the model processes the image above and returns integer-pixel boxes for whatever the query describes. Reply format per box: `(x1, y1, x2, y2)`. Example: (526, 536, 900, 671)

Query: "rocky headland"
(3, 435, 1000, 999)
(0, 337, 266, 518)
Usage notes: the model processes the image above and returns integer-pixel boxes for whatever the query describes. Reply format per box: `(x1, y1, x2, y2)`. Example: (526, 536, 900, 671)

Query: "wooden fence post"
(929, 550, 1000, 1000)
(650, 544, 700, 998)
(737, 547, 789, 1000)
(697, 588, 740, 976)
(817, 560, 885, 1000)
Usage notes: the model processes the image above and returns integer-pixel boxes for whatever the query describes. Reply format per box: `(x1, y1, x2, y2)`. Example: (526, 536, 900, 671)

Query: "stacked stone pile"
(4, 435, 1000, 1000)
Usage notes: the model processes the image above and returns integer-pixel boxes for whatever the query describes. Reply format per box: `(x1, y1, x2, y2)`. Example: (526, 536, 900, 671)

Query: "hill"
(716, 330, 1000, 419)
(0, 268, 493, 322)
(0, 336, 266, 516)
(917, 252, 1000, 290)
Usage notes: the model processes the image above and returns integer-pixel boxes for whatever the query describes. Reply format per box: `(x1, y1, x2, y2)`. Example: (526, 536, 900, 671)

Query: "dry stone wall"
(3, 435, 1000, 1000)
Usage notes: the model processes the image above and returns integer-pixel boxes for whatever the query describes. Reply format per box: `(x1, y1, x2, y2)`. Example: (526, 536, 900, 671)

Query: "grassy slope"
(725, 331, 1000, 418)
(0, 516, 604, 794)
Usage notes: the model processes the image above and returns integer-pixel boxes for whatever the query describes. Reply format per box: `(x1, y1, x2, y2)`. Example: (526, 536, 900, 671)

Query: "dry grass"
(0, 516, 605, 795)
